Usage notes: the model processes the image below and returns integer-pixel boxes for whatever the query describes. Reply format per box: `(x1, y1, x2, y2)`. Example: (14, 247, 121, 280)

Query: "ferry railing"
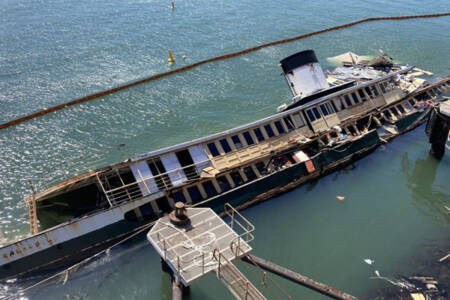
(97, 159, 211, 206)
(224, 203, 255, 244)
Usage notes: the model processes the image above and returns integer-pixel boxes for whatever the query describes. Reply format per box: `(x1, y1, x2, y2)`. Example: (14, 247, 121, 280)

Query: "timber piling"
(426, 99, 450, 159)
(241, 254, 361, 300)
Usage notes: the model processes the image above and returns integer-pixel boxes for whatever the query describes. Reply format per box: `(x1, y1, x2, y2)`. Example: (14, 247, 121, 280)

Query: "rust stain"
(35, 241, 40, 248)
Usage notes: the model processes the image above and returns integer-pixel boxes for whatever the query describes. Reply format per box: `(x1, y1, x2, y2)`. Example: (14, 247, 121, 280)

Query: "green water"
(0, 0, 449, 298)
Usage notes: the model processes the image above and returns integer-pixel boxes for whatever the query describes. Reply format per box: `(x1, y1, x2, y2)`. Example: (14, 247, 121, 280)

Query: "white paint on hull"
(0, 192, 163, 267)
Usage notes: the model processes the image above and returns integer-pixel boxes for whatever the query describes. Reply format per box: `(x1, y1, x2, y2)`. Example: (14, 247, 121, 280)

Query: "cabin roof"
(297, 66, 414, 110)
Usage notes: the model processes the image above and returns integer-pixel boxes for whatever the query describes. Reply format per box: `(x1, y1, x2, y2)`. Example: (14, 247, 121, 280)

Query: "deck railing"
(96, 159, 211, 206)
(224, 203, 255, 244)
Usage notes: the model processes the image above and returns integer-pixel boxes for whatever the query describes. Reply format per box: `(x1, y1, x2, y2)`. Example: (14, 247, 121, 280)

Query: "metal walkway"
(214, 248, 266, 300)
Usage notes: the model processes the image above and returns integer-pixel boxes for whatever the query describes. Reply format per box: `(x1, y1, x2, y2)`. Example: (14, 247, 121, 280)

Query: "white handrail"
(103, 158, 211, 194)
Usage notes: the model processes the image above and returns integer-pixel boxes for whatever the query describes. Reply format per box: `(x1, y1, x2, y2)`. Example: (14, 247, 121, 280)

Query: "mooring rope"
(1, 12, 449, 131)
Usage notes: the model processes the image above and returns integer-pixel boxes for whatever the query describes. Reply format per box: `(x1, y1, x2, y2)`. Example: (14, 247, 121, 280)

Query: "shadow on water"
(401, 152, 450, 223)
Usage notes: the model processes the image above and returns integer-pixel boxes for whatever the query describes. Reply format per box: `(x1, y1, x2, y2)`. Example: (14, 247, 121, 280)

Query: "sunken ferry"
(1, 50, 449, 280)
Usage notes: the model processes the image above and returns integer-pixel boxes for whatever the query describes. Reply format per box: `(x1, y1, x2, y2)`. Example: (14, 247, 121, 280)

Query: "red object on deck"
(305, 160, 316, 173)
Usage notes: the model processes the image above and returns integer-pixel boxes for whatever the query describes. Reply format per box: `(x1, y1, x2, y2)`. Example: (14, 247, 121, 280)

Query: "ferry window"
(243, 166, 257, 181)
(217, 176, 231, 192)
(408, 99, 416, 106)
(351, 92, 360, 104)
(383, 110, 393, 119)
(283, 116, 295, 131)
(171, 191, 186, 203)
(306, 109, 316, 122)
(207, 142, 220, 157)
(312, 107, 321, 119)
(219, 139, 232, 153)
(396, 105, 405, 114)
(327, 102, 335, 113)
(358, 89, 367, 102)
(347, 125, 357, 136)
(335, 98, 345, 110)
(292, 113, 305, 127)
(231, 135, 243, 149)
(230, 171, 244, 186)
(365, 87, 374, 98)
(344, 95, 352, 107)
(255, 162, 267, 175)
(390, 108, 399, 116)
(254, 128, 265, 142)
(319, 104, 330, 116)
(243, 131, 254, 146)
(274, 121, 285, 134)
(187, 186, 203, 203)
(379, 83, 386, 93)
(371, 85, 379, 97)
(330, 101, 338, 112)
(202, 181, 218, 198)
(264, 124, 275, 138)
(403, 102, 413, 111)
(148, 160, 172, 190)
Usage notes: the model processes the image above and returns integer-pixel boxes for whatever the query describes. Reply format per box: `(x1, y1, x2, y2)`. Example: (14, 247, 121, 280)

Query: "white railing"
(224, 203, 255, 244)
(97, 159, 211, 206)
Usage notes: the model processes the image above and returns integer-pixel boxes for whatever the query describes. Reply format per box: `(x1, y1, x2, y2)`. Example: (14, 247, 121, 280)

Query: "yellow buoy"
(168, 50, 175, 64)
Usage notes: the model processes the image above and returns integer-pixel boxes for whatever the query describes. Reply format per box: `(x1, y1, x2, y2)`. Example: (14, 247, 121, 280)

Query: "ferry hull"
(0, 220, 146, 280)
(0, 110, 426, 280)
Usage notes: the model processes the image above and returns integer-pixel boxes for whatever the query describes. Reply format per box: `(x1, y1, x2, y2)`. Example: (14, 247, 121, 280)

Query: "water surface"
(0, 0, 449, 298)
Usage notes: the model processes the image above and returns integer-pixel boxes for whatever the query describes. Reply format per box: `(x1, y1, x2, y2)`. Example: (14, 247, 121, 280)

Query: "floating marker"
(336, 196, 345, 201)
(168, 50, 175, 64)
(171, 0, 175, 10)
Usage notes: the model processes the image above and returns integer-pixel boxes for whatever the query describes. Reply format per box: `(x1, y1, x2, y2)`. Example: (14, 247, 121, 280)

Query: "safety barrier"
(1, 12, 449, 130)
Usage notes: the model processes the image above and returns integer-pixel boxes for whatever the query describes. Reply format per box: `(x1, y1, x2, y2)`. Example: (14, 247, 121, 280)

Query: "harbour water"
(0, 0, 449, 298)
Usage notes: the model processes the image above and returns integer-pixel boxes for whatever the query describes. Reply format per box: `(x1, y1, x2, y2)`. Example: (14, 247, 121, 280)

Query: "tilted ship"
(1, 50, 449, 279)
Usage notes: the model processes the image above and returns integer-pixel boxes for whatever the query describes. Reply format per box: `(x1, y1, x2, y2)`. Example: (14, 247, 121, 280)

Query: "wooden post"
(242, 254, 361, 300)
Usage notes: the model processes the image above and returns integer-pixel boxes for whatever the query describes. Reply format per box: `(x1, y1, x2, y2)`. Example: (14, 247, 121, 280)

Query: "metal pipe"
(241, 254, 360, 300)
(172, 281, 183, 300)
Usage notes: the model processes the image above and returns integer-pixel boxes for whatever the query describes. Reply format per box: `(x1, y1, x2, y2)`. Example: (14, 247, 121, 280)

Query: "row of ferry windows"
(383, 99, 416, 119)
(206, 115, 305, 157)
(169, 163, 264, 203)
(306, 82, 389, 123)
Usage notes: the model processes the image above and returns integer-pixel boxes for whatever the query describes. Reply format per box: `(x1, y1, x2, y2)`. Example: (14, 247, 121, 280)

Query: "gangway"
(213, 248, 265, 300)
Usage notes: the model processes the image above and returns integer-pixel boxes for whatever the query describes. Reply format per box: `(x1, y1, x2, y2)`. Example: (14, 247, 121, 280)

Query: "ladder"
(214, 249, 266, 300)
